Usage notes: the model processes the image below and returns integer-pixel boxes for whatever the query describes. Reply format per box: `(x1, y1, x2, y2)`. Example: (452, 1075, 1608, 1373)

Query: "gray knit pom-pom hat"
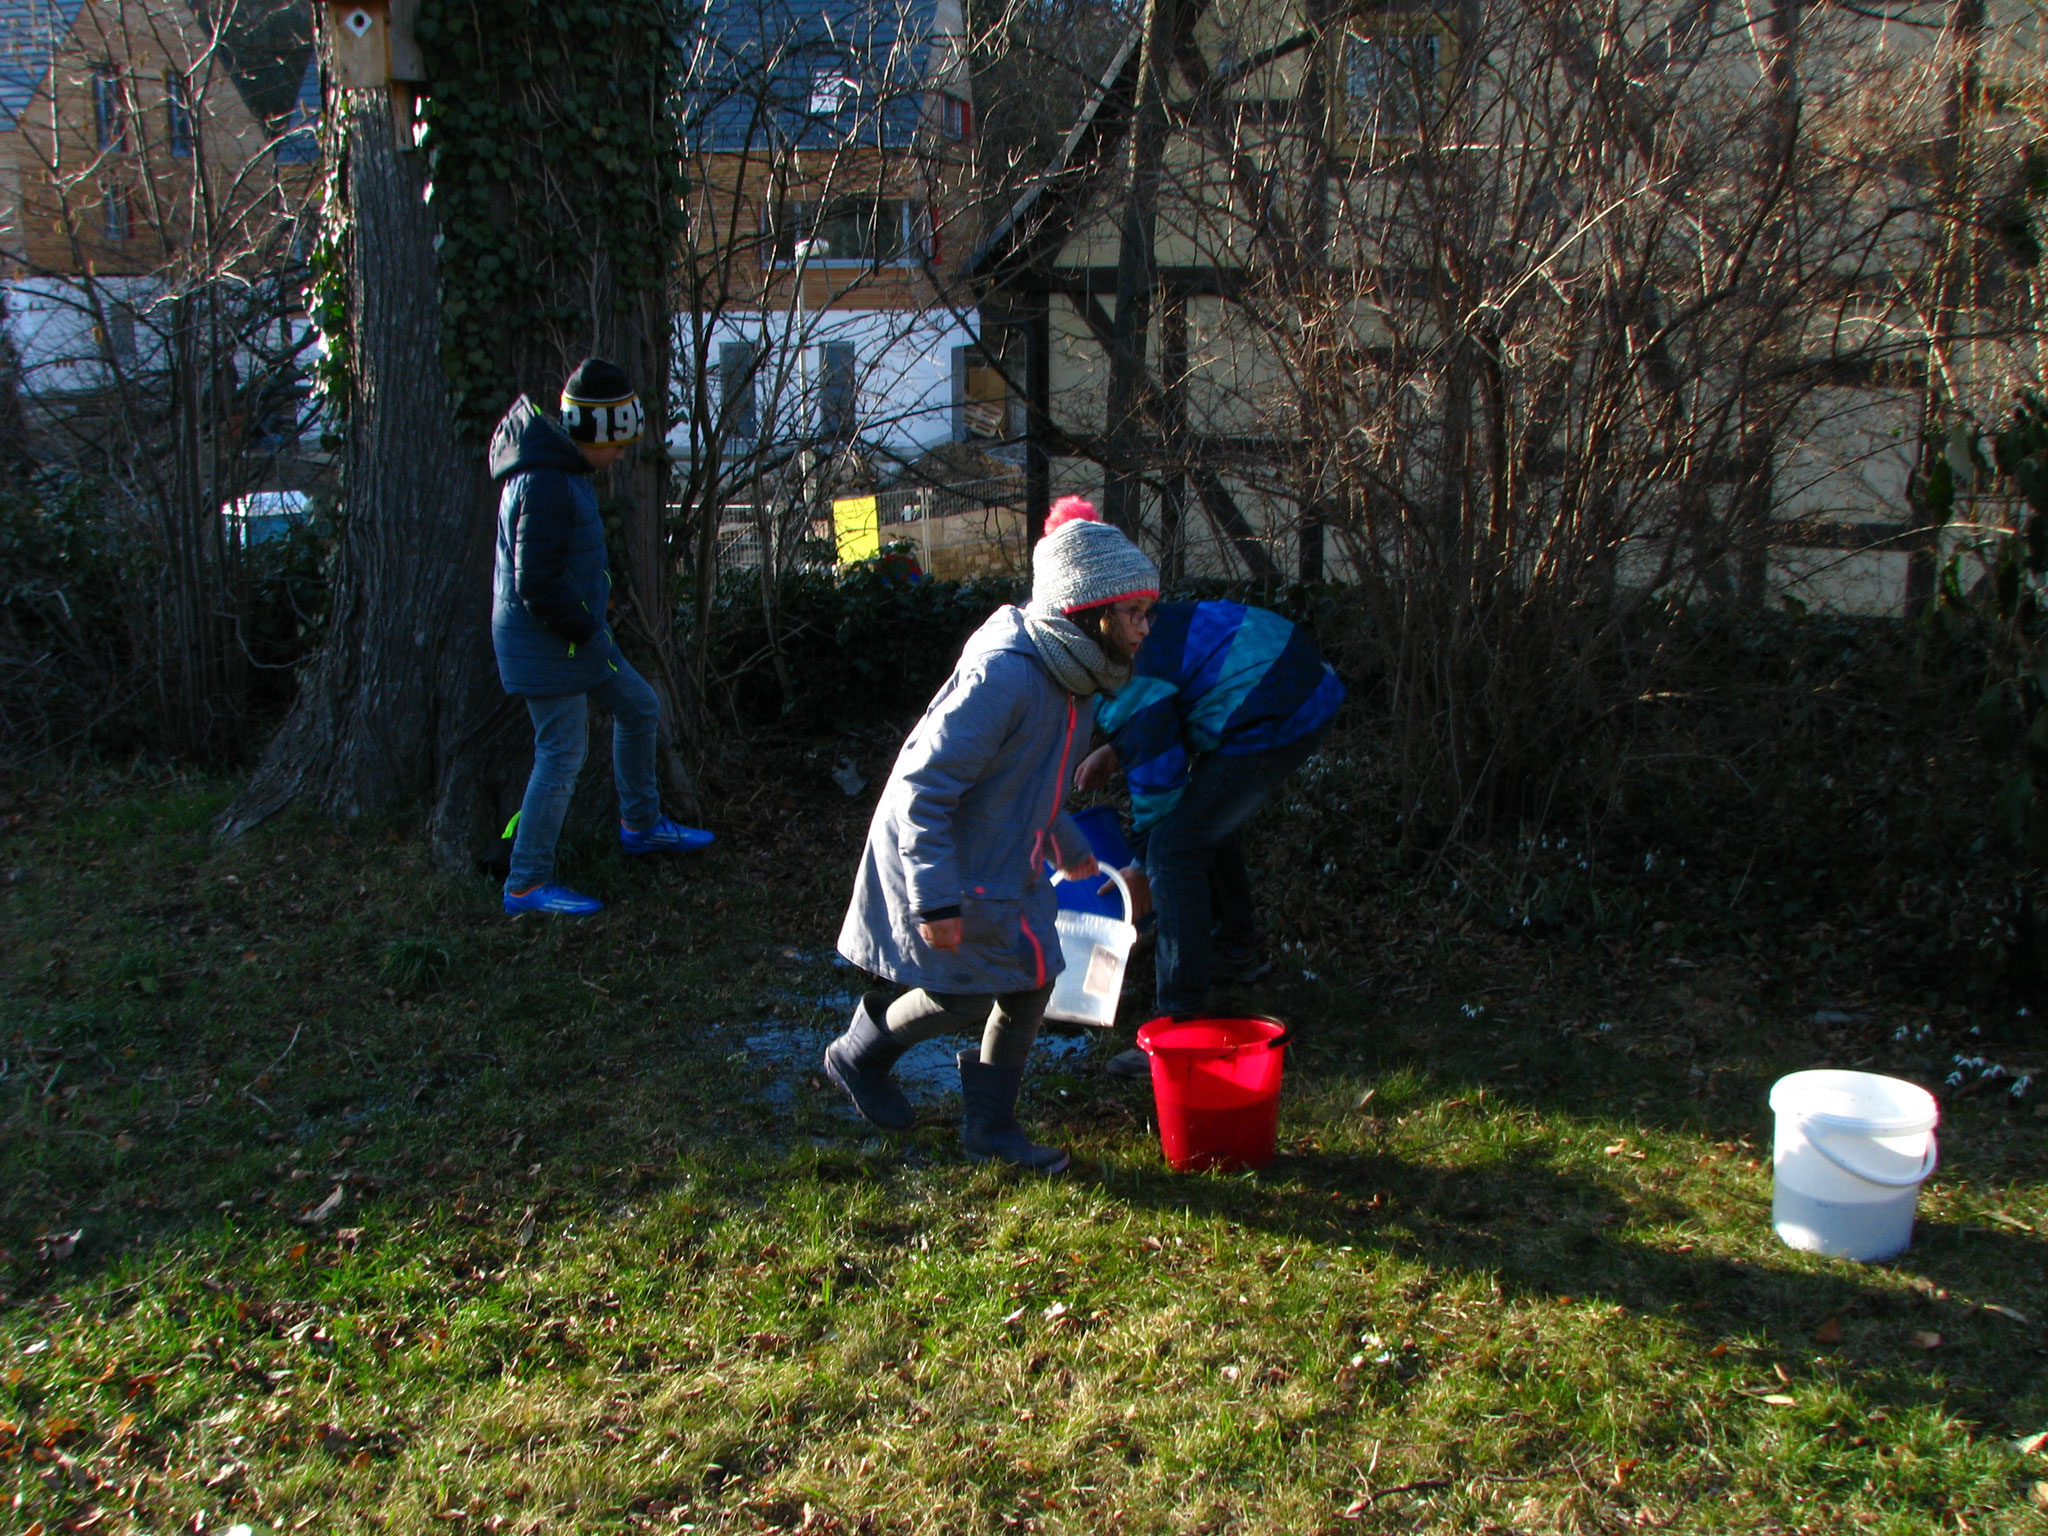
(1028, 497, 1160, 616)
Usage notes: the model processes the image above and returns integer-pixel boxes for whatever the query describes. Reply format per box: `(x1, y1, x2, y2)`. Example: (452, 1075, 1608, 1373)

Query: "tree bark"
(217, 92, 524, 871)
(1101, 0, 1181, 532)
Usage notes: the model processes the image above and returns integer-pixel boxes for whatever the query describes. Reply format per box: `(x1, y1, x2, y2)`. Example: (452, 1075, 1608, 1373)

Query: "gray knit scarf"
(1022, 607, 1131, 697)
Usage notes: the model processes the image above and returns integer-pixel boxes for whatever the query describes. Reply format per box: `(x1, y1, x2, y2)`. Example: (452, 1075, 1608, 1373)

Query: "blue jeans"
(1143, 725, 1330, 1014)
(506, 660, 661, 890)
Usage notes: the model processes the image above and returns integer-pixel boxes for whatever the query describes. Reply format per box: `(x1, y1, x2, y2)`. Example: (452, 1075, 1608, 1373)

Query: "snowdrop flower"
(1946, 1071, 1964, 1086)
(2012, 1075, 2032, 1098)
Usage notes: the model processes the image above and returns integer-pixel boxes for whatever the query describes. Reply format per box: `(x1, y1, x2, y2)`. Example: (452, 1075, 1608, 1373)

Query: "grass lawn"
(2, 751, 2045, 1535)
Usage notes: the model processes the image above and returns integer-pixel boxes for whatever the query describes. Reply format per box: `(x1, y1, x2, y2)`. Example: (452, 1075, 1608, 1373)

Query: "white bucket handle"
(1801, 1121, 1938, 1189)
(1053, 863, 1135, 926)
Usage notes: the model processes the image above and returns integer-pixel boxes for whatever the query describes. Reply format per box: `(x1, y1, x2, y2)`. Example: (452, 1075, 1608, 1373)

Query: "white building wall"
(674, 305, 976, 469)
(3, 274, 163, 394)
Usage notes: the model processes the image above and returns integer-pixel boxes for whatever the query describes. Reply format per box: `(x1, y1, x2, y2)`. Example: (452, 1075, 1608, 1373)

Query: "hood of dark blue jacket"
(489, 395, 590, 482)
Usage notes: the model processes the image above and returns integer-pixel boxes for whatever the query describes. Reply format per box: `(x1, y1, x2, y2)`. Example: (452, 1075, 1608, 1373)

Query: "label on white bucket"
(1082, 943, 1121, 998)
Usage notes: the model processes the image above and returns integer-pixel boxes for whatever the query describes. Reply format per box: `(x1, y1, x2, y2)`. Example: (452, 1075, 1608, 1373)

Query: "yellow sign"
(832, 495, 879, 564)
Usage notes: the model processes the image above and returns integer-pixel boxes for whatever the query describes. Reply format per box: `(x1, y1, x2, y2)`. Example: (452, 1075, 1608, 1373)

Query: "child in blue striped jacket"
(1074, 601, 1343, 1036)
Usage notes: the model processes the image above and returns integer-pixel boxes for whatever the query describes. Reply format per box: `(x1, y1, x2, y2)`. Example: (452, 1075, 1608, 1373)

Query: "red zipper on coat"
(1020, 914, 1047, 988)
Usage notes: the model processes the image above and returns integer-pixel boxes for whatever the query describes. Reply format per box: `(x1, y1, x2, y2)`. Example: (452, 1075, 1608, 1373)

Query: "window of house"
(276, 61, 319, 165)
(105, 304, 136, 361)
(93, 66, 125, 152)
(809, 69, 856, 116)
(1341, 26, 1441, 139)
(276, 108, 319, 166)
(818, 341, 856, 440)
(102, 184, 131, 241)
(938, 94, 970, 141)
(719, 340, 758, 440)
(164, 70, 192, 157)
(766, 199, 929, 267)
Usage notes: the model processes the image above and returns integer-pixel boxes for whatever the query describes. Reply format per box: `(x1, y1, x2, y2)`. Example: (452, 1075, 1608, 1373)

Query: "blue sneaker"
(619, 816, 715, 855)
(503, 883, 604, 916)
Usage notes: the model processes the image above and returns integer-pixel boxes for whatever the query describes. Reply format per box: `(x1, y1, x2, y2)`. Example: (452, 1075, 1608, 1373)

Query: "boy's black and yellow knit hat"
(560, 356, 643, 445)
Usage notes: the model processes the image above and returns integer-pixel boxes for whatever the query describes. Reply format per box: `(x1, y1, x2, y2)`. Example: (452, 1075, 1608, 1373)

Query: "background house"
(679, 0, 1025, 576)
(968, 0, 2043, 613)
(0, 0, 319, 454)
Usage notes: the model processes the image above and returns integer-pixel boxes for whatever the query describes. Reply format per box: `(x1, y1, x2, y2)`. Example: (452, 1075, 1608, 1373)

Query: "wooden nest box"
(324, 0, 426, 89)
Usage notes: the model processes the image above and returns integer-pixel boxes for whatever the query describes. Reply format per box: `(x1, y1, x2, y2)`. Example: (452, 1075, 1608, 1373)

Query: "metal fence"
(709, 474, 1028, 576)
(876, 474, 1025, 527)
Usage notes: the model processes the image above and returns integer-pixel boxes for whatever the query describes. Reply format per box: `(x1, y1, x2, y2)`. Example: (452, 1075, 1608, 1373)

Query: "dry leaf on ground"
(296, 1186, 343, 1225)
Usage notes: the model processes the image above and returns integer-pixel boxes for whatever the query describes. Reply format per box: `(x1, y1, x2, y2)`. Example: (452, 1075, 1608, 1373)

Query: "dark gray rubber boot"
(822, 992, 915, 1130)
(957, 1050, 1069, 1173)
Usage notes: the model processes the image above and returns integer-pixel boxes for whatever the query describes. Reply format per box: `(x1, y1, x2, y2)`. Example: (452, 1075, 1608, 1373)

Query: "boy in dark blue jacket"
(491, 358, 711, 916)
(1075, 601, 1342, 1033)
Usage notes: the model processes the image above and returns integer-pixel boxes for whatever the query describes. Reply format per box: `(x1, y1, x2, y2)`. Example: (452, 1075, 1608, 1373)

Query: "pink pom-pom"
(1044, 496, 1100, 535)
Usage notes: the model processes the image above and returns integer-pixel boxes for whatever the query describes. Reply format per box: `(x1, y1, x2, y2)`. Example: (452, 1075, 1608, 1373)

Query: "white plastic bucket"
(1045, 866, 1137, 1027)
(1768, 1070, 1939, 1261)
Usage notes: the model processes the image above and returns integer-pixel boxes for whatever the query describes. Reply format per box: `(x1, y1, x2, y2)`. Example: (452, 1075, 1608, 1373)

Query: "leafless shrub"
(0, 0, 324, 763)
(1000, 0, 2042, 842)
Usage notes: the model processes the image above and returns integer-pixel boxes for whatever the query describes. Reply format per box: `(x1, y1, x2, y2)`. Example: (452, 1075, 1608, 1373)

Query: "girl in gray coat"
(827, 499, 1160, 1171)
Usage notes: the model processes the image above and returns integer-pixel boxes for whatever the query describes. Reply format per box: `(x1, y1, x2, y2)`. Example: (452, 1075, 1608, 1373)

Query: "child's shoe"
(620, 816, 715, 855)
(503, 883, 604, 916)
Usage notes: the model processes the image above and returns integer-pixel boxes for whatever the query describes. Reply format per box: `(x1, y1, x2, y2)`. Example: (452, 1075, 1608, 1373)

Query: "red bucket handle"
(1163, 1012, 1291, 1055)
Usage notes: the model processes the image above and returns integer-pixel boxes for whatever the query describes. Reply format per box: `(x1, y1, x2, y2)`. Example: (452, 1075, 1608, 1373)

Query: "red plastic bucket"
(1136, 1015, 1290, 1172)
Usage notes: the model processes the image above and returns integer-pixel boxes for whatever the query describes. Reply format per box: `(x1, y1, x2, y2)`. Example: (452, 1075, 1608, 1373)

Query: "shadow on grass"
(1074, 1130, 2046, 1425)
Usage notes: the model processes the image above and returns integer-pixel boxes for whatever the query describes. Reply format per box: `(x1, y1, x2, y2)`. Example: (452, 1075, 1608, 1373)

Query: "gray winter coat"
(837, 605, 1094, 995)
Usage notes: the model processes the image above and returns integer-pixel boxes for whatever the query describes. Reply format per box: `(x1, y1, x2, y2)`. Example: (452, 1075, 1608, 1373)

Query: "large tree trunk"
(217, 92, 525, 871)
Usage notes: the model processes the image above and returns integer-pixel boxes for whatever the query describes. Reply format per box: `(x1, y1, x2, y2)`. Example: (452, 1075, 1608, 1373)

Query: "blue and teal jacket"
(489, 396, 620, 697)
(1096, 601, 1344, 828)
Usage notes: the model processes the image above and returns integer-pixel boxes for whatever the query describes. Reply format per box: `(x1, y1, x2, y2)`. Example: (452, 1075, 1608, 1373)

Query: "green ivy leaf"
(1997, 771, 2034, 847)
(2016, 458, 2048, 521)
(1926, 455, 1954, 514)
(1978, 682, 2022, 753)
(2027, 706, 2048, 776)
